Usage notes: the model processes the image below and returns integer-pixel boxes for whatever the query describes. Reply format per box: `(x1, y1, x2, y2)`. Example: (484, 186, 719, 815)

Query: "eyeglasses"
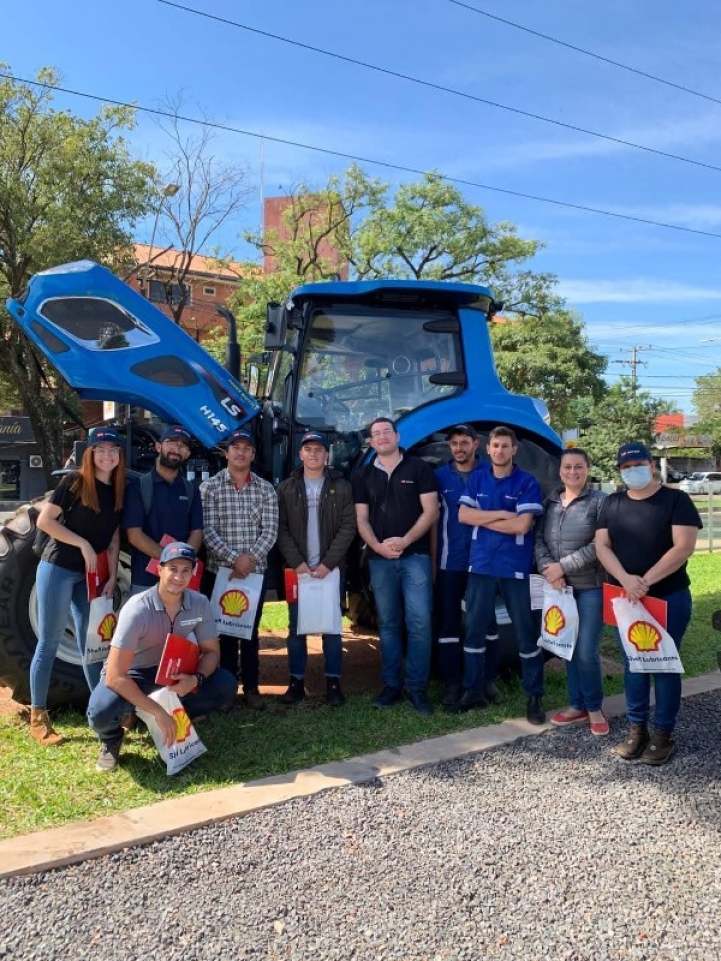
(163, 440, 190, 451)
(93, 447, 120, 457)
(370, 429, 395, 439)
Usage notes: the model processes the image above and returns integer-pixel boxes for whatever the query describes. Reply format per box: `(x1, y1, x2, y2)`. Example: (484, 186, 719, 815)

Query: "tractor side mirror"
(264, 302, 288, 350)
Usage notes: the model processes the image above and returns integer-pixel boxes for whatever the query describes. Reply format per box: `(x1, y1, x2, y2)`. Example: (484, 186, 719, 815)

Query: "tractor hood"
(6, 261, 260, 447)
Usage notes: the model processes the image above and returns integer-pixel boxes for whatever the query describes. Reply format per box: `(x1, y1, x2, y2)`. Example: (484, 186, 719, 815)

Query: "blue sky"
(6, 0, 721, 415)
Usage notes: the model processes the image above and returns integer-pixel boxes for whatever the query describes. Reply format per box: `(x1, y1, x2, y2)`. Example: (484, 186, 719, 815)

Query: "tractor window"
(39, 297, 159, 351)
(295, 306, 462, 432)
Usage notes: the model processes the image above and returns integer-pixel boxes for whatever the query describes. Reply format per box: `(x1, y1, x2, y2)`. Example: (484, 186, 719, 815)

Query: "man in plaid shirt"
(201, 429, 279, 710)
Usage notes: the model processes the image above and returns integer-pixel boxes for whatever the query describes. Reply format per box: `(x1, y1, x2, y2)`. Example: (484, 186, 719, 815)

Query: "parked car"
(679, 471, 721, 494)
(664, 467, 686, 483)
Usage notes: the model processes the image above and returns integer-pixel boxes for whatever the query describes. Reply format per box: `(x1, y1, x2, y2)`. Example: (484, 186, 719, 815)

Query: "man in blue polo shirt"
(123, 424, 203, 595)
(458, 425, 546, 724)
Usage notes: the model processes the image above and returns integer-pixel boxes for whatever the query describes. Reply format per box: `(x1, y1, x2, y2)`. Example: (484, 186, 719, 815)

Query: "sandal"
(550, 707, 589, 727)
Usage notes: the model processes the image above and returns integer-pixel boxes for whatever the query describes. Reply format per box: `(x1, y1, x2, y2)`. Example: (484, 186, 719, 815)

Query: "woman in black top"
(29, 427, 125, 745)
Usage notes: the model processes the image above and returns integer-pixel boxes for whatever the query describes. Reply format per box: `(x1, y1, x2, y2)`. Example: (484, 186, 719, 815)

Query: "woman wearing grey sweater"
(535, 449, 608, 735)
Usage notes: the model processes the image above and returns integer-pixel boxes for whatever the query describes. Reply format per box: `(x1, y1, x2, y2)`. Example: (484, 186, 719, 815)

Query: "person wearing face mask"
(595, 442, 702, 765)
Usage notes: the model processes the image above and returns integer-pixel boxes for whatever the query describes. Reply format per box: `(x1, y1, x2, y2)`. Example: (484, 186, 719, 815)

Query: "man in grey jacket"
(276, 432, 356, 706)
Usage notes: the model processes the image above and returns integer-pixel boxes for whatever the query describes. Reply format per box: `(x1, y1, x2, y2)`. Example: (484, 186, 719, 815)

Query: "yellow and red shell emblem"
(626, 620, 662, 652)
(219, 589, 250, 617)
(543, 605, 566, 637)
(173, 707, 192, 743)
(96, 612, 117, 642)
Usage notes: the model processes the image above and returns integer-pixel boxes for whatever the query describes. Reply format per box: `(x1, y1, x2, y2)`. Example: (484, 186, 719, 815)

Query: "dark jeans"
(87, 665, 238, 744)
(203, 569, 266, 692)
(435, 569, 501, 687)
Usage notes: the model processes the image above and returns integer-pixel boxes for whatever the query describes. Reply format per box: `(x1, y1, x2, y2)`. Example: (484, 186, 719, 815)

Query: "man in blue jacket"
(458, 426, 546, 724)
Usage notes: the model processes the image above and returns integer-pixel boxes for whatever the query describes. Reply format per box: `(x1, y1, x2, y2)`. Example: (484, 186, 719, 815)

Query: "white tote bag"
(84, 595, 117, 665)
(611, 595, 684, 674)
(537, 584, 580, 661)
(297, 568, 343, 635)
(210, 568, 264, 640)
(136, 687, 207, 775)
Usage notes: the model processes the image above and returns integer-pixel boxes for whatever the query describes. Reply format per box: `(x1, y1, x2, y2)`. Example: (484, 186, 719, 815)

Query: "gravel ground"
(1, 691, 719, 961)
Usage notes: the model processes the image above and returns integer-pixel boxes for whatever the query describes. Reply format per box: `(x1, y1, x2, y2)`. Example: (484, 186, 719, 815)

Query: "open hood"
(6, 261, 260, 447)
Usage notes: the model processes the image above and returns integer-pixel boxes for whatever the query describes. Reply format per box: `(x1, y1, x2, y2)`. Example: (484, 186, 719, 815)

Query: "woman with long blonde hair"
(29, 427, 125, 745)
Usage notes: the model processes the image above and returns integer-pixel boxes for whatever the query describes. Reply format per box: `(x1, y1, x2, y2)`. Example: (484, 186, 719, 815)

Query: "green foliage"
(580, 380, 674, 479)
(490, 310, 606, 429)
(0, 66, 155, 472)
(692, 368, 721, 459)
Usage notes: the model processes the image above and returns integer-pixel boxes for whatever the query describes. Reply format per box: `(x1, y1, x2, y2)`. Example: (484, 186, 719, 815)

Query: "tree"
(490, 310, 606, 430)
(580, 381, 674, 479)
(692, 368, 721, 459)
(0, 67, 155, 476)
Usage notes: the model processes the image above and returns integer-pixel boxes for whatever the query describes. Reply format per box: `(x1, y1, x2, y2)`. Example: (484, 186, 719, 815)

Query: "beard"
(158, 452, 182, 470)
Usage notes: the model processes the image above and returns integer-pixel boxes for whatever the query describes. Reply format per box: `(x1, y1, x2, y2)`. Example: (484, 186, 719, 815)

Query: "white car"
(679, 471, 721, 494)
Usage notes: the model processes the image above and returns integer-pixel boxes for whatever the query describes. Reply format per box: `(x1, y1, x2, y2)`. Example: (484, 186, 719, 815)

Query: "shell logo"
(173, 707, 192, 743)
(97, 612, 117, 642)
(219, 589, 249, 617)
(627, 620, 662, 652)
(543, 605, 566, 637)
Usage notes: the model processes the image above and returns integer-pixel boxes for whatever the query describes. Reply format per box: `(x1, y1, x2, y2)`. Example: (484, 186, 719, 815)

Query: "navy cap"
(87, 427, 121, 447)
(159, 541, 197, 566)
(224, 428, 255, 447)
(300, 431, 329, 450)
(160, 424, 192, 444)
(447, 424, 478, 440)
(617, 441, 653, 466)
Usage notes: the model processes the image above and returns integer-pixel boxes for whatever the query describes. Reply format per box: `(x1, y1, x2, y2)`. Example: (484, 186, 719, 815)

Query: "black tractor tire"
(0, 498, 89, 709)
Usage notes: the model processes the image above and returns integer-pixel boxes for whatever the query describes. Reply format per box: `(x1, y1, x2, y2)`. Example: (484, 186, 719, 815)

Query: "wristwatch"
(194, 672, 205, 690)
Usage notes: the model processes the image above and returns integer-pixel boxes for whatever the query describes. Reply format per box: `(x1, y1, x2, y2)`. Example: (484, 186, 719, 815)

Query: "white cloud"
(559, 278, 721, 304)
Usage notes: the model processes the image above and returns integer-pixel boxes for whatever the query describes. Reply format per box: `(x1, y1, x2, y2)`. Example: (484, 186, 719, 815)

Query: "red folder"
(602, 583, 668, 630)
(87, 551, 110, 600)
(284, 568, 299, 604)
(146, 533, 203, 590)
(155, 633, 200, 686)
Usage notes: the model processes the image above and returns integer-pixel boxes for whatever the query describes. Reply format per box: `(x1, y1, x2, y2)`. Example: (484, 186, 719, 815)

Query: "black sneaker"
(441, 683, 462, 714)
(406, 689, 434, 715)
(372, 685, 403, 708)
(458, 689, 489, 713)
(326, 678, 346, 708)
(483, 681, 504, 705)
(280, 677, 305, 705)
(95, 737, 123, 773)
(526, 695, 546, 726)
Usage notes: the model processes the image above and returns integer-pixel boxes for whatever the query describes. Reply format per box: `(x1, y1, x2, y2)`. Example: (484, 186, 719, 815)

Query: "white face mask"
(621, 465, 653, 490)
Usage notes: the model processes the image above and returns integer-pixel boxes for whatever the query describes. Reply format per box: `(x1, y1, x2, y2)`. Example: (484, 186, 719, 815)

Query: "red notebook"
(146, 534, 203, 590)
(602, 583, 668, 630)
(284, 568, 299, 604)
(87, 551, 110, 601)
(155, 633, 200, 686)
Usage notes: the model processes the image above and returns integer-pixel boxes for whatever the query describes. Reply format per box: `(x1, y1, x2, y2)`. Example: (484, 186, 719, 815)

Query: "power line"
(612, 345, 653, 391)
(154, 0, 721, 176)
(6, 69, 721, 242)
(448, 0, 721, 109)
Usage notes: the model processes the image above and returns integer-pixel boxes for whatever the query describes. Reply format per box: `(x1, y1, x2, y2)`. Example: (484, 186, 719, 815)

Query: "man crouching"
(87, 542, 237, 772)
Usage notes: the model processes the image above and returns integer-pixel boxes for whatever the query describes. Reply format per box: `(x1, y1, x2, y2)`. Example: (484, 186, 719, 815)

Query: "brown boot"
(638, 729, 675, 766)
(614, 722, 649, 761)
(29, 708, 63, 746)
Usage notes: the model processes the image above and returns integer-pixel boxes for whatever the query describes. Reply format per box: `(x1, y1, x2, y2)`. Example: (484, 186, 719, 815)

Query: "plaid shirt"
(200, 469, 279, 574)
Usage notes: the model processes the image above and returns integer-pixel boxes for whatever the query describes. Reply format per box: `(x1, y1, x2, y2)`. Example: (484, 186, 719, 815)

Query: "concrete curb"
(2, 672, 719, 879)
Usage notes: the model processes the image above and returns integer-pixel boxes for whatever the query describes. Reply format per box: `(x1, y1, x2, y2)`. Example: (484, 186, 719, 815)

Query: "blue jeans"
(463, 574, 544, 697)
(566, 588, 604, 712)
(287, 594, 342, 679)
(87, 665, 238, 743)
(369, 554, 433, 692)
(617, 588, 692, 732)
(30, 560, 101, 707)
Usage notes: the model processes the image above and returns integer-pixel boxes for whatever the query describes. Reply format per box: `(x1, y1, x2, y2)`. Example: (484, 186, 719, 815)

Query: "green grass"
(2, 554, 720, 840)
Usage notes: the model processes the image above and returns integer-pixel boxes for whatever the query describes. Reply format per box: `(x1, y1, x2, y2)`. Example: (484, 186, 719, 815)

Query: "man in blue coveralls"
(458, 425, 546, 724)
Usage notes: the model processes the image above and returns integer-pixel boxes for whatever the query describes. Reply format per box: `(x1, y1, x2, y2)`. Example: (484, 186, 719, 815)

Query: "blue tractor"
(0, 261, 562, 705)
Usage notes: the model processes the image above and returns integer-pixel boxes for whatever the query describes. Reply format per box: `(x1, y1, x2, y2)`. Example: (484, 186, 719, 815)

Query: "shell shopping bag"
(210, 568, 264, 640)
(136, 687, 207, 775)
(537, 584, 579, 661)
(611, 595, 684, 674)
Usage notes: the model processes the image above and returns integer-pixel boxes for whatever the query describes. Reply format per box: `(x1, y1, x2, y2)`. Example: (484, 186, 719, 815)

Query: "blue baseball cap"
(159, 541, 197, 566)
(300, 431, 329, 450)
(87, 427, 121, 447)
(617, 441, 653, 466)
(160, 424, 192, 444)
(224, 429, 255, 447)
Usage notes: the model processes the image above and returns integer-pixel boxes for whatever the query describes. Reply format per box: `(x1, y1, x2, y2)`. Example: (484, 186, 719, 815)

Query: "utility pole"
(613, 345, 652, 392)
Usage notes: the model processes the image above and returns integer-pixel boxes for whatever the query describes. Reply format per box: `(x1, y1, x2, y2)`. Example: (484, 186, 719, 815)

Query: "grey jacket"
(534, 486, 607, 590)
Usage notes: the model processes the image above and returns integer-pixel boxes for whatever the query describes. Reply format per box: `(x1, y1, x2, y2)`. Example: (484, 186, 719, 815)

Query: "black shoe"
(441, 683, 462, 714)
(483, 681, 504, 705)
(526, 695, 546, 725)
(326, 678, 346, 708)
(280, 677, 305, 705)
(458, 689, 489, 713)
(373, 685, 403, 708)
(95, 736, 123, 773)
(406, 689, 434, 715)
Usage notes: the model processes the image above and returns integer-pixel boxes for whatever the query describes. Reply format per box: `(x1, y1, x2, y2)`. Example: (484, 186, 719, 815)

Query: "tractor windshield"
(293, 305, 462, 433)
